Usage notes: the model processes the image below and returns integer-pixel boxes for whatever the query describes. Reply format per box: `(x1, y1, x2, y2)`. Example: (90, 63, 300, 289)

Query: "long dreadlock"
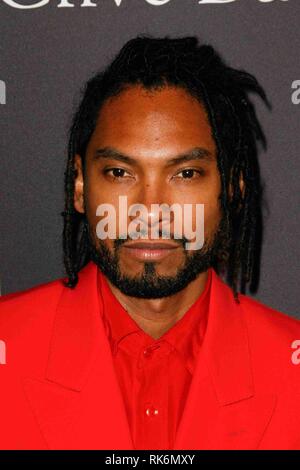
(61, 35, 271, 301)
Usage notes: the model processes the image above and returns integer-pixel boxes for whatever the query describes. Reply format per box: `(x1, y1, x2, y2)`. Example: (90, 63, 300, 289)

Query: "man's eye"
(175, 169, 204, 179)
(105, 168, 129, 178)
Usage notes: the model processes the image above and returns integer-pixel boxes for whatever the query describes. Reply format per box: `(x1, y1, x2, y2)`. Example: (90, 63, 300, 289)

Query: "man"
(1, 36, 300, 450)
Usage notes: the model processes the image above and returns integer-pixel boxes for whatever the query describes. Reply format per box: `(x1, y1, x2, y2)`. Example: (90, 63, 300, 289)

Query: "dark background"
(1, 0, 299, 319)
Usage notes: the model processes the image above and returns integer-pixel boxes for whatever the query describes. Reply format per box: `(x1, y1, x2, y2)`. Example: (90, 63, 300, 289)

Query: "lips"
(122, 241, 179, 249)
(121, 241, 180, 261)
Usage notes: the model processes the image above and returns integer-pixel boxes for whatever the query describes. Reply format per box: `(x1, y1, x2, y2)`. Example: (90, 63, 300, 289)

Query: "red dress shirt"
(97, 269, 212, 450)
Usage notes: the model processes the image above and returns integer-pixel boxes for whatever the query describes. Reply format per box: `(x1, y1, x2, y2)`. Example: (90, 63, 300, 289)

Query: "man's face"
(74, 85, 225, 298)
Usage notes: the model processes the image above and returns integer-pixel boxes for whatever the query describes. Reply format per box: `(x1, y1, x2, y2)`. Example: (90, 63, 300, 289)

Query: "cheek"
(203, 200, 222, 237)
(83, 171, 112, 219)
(84, 186, 100, 226)
(83, 179, 124, 246)
(201, 182, 222, 236)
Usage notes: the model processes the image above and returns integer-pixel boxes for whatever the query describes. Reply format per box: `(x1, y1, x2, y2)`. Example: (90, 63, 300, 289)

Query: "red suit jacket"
(0, 261, 300, 450)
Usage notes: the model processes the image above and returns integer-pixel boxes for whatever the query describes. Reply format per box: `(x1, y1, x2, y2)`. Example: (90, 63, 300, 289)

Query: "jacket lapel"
(174, 270, 277, 450)
(23, 262, 134, 449)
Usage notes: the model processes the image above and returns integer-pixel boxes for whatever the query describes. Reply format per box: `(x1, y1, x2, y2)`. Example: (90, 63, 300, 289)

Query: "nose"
(129, 182, 175, 238)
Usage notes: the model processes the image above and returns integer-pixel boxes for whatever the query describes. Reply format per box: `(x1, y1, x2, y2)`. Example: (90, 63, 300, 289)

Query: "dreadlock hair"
(62, 35, 271, 301)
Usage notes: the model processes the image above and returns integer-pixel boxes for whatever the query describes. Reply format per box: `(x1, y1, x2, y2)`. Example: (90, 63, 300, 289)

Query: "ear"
(73, 154, 85, 214)
(228, 169, 245, 202)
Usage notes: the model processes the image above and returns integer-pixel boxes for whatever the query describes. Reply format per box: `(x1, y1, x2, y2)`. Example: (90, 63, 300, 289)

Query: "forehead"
(87, 85, 217, 157)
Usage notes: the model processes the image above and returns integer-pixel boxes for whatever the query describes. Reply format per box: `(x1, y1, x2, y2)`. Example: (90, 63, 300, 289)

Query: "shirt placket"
(133, 340, 172, 450)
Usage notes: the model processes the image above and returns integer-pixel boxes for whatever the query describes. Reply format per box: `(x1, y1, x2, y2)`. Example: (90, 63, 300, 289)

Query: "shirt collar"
(97, 268, 212, 372)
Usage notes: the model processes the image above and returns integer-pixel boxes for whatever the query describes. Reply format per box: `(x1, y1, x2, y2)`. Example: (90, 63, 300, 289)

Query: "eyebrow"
(92, 146, 215, 166)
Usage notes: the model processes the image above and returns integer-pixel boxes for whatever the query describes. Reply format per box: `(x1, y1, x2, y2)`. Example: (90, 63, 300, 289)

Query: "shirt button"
(143, 344, 160, 358)
(145, 405, 159, 417)
(143, 348, 153, 358)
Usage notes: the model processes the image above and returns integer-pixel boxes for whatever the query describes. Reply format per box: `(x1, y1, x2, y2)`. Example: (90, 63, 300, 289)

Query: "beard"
(85, 215, 229, 299)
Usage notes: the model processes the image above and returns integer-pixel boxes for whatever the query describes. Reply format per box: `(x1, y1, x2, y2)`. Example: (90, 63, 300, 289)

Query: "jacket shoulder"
(238, 292, 300, 335)
(0, 276, 67, 334)
(237, 292, 300, 385)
